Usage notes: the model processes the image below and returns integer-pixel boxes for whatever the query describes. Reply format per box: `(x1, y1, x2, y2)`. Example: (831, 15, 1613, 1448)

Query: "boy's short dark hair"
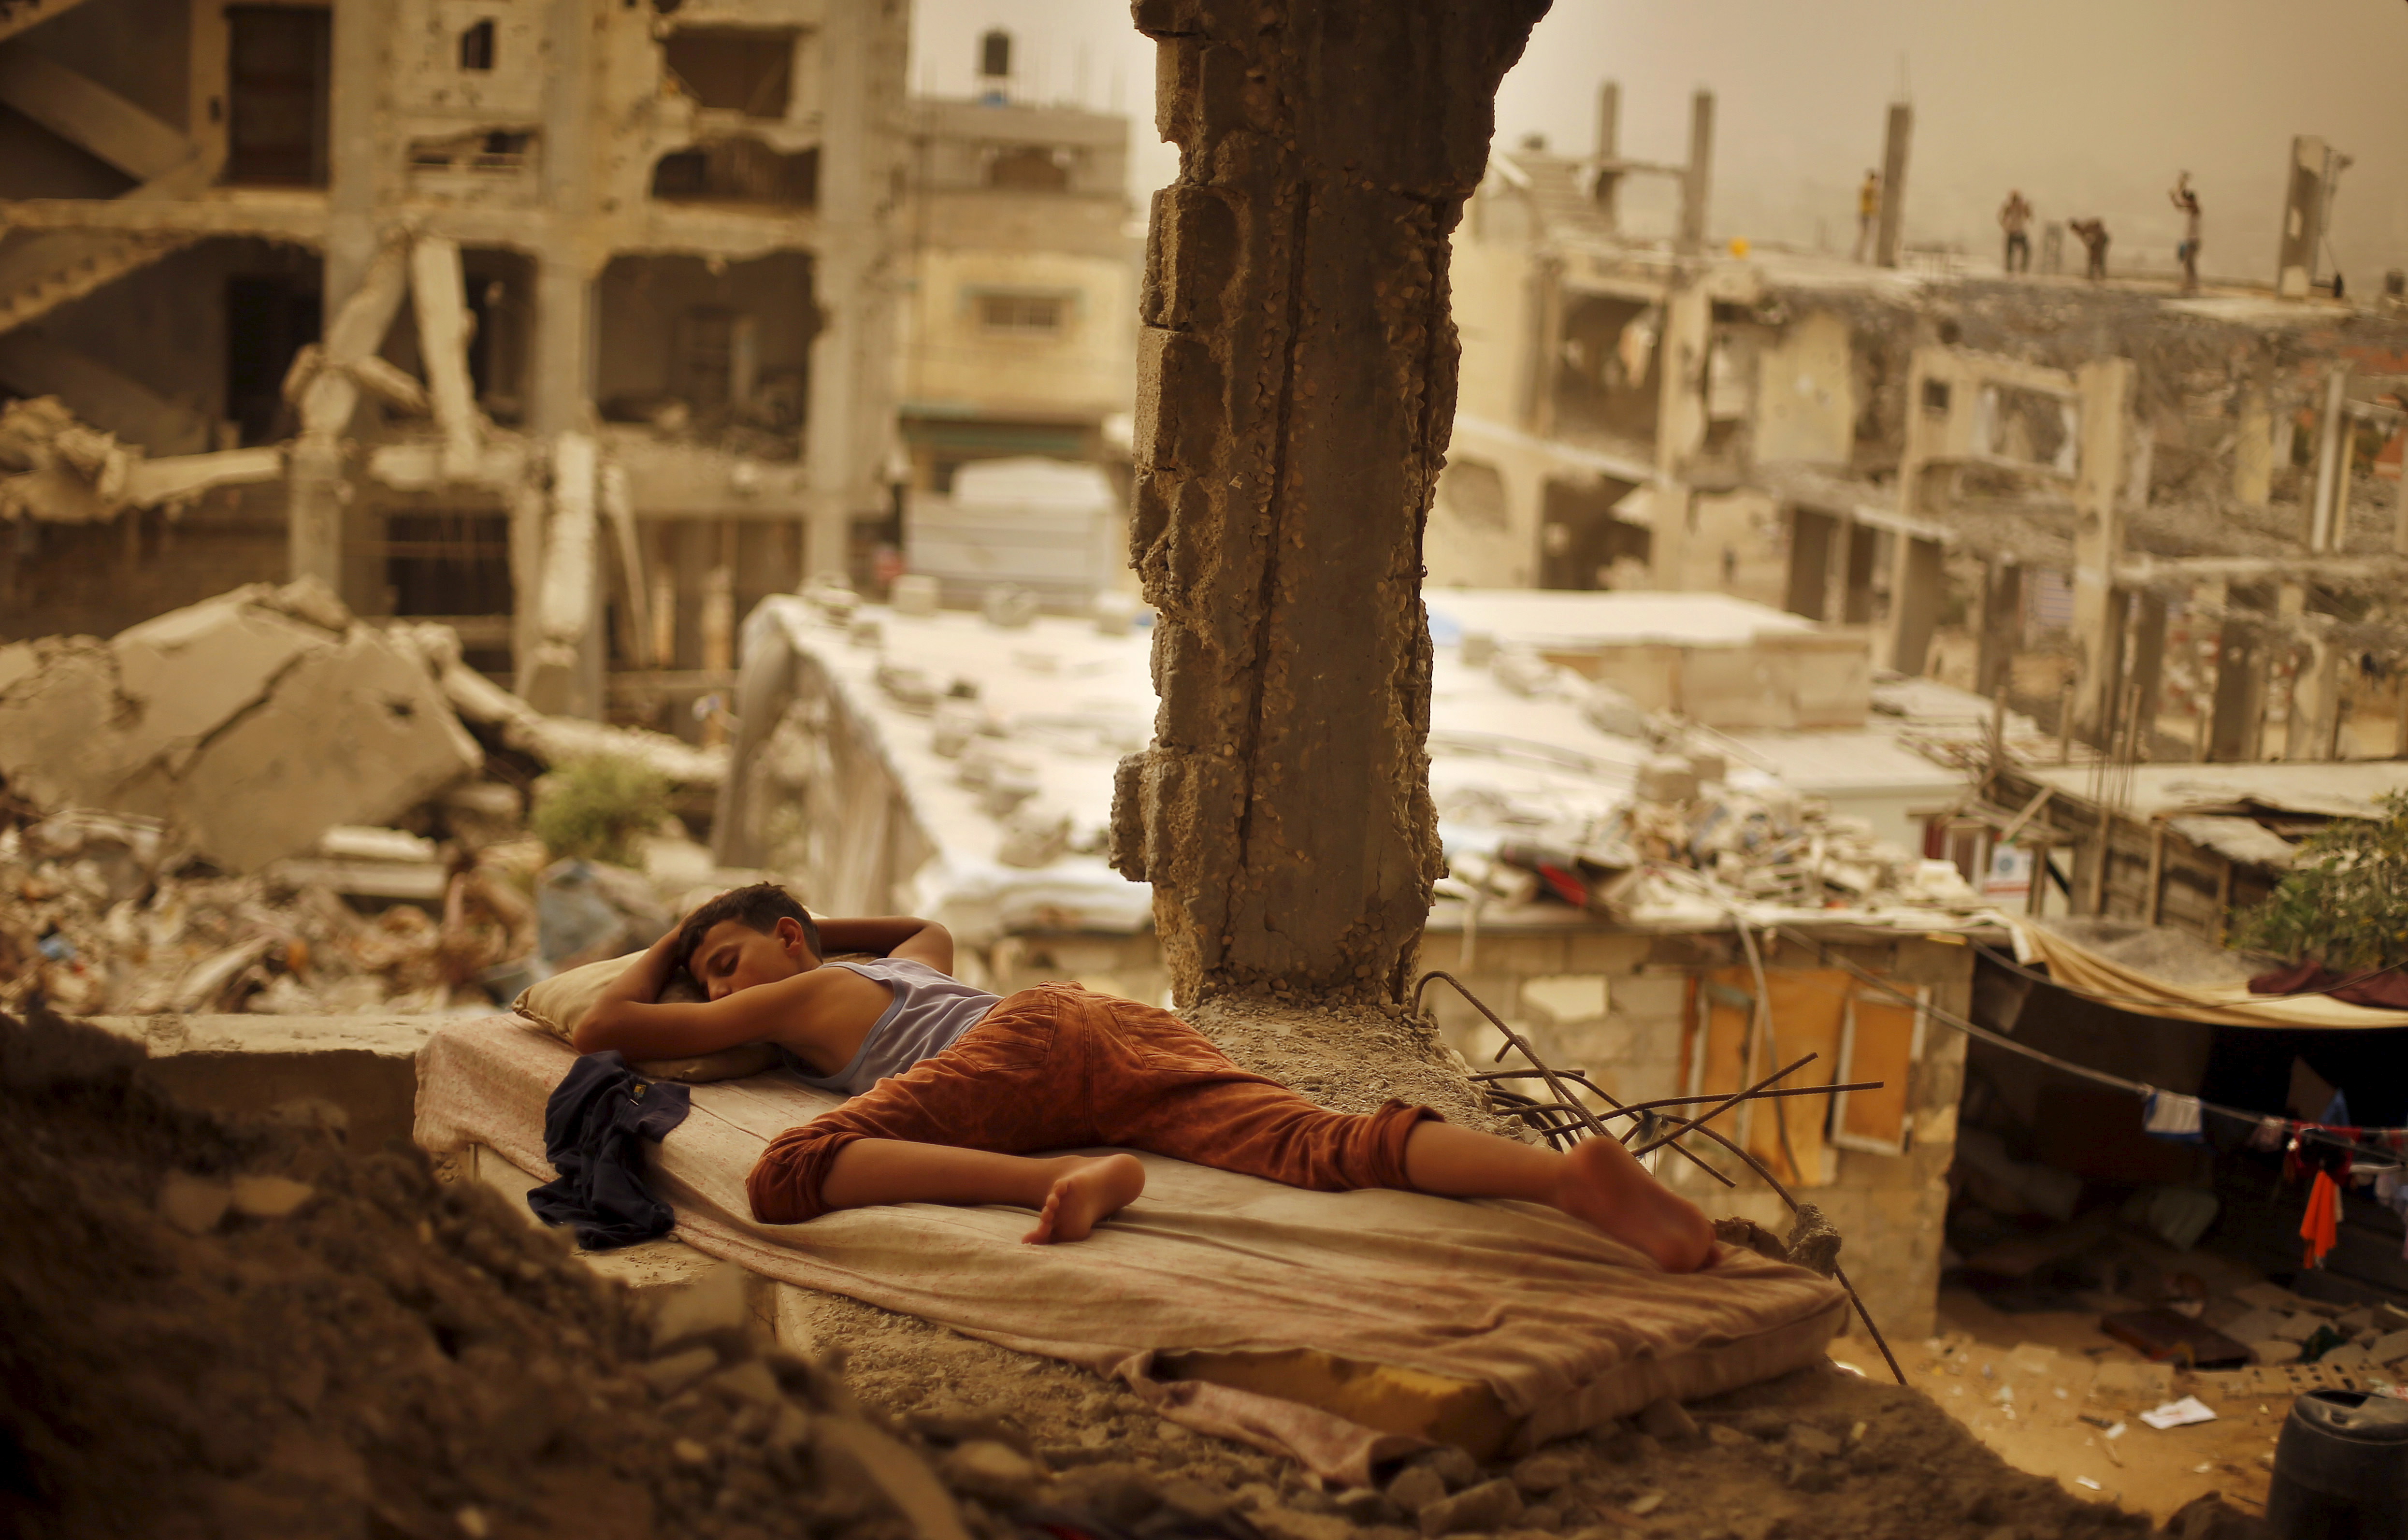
(674, 883, 821, 975)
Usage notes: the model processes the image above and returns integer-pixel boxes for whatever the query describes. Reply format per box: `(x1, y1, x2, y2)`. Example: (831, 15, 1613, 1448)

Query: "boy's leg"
(748, 984, 1142, 1241)
(819, 1142, 1145, 1244)
(1081, 995, 1714, 1271)
(1398, 1122, 1714, 1273)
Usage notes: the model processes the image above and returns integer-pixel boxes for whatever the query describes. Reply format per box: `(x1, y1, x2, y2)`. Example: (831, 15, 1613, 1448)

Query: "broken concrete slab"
(0, 580, 480, 871)
(110, 588, 337, 772)
(0, 636, 141, 812)
(174, 623, 479, 872)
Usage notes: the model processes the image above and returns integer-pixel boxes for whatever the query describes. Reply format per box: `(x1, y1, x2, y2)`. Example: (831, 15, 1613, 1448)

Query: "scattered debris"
(0, 582, 767, 1019)
(2140, 1397, 2220, 1431)
(0, 579, 482, 873)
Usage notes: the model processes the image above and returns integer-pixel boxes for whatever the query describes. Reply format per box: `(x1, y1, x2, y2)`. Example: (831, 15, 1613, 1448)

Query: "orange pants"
(747, 983, 1438, 1224)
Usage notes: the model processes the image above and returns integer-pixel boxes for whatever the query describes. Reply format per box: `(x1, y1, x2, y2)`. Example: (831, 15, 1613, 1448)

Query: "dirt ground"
(1919, 1285, 2283, 1526)
(805, 1280, 2253, 1540)
(0, 1005, 945, 1540)
(2, 1003, 2272, 1540)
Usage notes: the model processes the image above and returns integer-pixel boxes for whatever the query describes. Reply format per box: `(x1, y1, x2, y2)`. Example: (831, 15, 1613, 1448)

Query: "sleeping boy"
(576, 883, 1715, 1270)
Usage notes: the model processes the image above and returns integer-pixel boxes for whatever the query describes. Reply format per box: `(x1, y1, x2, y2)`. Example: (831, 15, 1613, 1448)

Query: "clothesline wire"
(1966, 938, 2408, 1017)
(1763, 926, 2408, 1146)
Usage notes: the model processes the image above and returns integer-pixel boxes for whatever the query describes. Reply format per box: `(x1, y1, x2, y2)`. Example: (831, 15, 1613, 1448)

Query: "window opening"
(985, 146, 1068, 192)
(459, 19, 495, 70)
(662, 29, 794, 118)
(977, 293, 1065, 335)
(225, 6, 332, 187)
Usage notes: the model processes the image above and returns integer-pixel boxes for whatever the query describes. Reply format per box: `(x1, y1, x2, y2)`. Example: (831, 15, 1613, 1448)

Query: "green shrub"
(529, 757, 672, 867)
(2232, 789, 2408, 973)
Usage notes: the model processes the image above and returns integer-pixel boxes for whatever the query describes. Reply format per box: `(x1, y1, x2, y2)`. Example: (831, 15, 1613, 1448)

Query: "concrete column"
(2233, 367, 2273, 507)
(1112, 0, 1546, 1005)
(1885, 534, 1946, 677)
(2069, 357, 2135, 747)
(2284, 584, 2341, 762)
(322, 0, 390, 319)
(1874, 102, 1912, 269)
(291, 0, 393, 593)
(2288, 639, 2343, 762)
(2307, 363, 2350, 552)
(521, 432, 603, 718)
(527, 0, 595, 439)
(1784, 506, 1837, 620)
(2206, 583, 2272, 763)
(1839, 521, 1877, 624)
(1591, 80, 1620, 230)
(2276, 137, 2329, 299)
(803, 0, 902, 581)
(1650, 281, 1711, 587)
(1677, 89, 1714, 257)
(2124, 589, 2168, 757)
(1519, 258, 1562, 436)
(1975, 558, 2023, 699)
(527, 257, 594, 439)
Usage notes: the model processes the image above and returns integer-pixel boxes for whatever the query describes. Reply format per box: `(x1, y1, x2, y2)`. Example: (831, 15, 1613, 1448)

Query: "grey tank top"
(783, 957, 1000, 1097)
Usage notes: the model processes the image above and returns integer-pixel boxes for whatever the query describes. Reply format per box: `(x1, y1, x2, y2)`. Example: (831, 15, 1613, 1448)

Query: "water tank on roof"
(904, 458, 1120, 615)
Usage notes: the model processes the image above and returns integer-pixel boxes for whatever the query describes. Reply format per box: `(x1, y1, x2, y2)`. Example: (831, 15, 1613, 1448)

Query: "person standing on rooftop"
(2170, 173, 2203, 293)
(2069, 217, 2111, 280)
(1999, 189, 2033, 273)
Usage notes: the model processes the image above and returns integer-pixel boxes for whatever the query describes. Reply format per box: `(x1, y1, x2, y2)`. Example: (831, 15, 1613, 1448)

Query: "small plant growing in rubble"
(529, 756, 672, 867)
(2233, 789, 2408, 972)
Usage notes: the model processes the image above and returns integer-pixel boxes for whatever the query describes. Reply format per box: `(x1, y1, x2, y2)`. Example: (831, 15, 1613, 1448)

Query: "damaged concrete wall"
(1110, 0, 1549, 1006)
(0, 579, 481, 871)
(1417, 927, 1968, 1343)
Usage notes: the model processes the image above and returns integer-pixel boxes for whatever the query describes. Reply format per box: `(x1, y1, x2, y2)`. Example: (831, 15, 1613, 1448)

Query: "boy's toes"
(1022, 1193, 1062, 1245)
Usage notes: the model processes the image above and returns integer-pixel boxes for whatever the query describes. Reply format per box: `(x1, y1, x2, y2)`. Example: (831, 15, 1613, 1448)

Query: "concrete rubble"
(0, 394, 285, 525)
(0, 580, 748, 1020)
(0, 577, 483, 873)
(1431, 648, 1987, 927)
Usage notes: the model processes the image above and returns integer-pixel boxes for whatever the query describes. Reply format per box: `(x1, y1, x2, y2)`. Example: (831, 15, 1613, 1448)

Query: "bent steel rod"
(1633, 1052, 1819, 1156)
(1413, 971, 1905, 1384)
(1414, 969, 1735, 1184)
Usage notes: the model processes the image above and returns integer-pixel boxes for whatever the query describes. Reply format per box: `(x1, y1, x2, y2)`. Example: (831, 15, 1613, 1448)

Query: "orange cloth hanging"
(2301, 1169, 2341, 1268)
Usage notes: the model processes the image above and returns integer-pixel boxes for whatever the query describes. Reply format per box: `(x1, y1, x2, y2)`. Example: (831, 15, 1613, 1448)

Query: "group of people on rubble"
(1851, 167, 2207, 292)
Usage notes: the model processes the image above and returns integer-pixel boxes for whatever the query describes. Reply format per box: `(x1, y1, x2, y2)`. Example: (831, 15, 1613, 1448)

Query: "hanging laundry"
(2301, 1169, 2341, 1270)
(2249, 1115, 2291, 1151)
(2321, 1089, 2353, 1127)
(2143, 1090, 2206, 1142)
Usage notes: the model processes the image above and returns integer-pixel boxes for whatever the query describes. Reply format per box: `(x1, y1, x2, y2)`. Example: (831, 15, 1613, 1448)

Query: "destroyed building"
(0, 0, 908, 734)
(888, 52, 1140, 616)
(894, 39, 1138, 495)
(1444, 83, 2408, 797)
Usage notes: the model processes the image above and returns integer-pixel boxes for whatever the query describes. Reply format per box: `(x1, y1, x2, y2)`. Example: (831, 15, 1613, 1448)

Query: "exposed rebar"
(1412, 969, 1906, 1387)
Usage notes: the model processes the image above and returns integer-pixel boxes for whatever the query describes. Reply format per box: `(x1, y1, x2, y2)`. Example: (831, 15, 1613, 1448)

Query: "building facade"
(894, 52, 1137, 497)
(1444, 83, 2408, 786)
(0, 0, 908, 729)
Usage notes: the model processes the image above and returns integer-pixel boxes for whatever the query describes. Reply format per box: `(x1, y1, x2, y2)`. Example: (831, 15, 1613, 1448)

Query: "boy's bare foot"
(1023, 1154, 1146, 1244)
(1553, 1137, 1715, 1273)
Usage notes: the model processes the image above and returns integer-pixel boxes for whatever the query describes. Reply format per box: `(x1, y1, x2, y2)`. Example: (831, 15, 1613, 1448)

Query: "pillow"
(511, 951, 779, 1084)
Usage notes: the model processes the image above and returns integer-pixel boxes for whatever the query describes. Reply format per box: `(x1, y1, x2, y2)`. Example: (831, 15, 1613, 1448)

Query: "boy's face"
(690, 916, 816, 1000)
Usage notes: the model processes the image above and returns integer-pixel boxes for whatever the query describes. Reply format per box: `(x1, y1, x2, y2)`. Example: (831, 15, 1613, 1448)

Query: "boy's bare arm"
(819, 916, 953, 975)
(576, 930, 840, 1059)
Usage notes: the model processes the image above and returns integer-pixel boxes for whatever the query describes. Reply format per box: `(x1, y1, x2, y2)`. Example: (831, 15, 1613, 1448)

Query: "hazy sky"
(911, 0, 2408, 286)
